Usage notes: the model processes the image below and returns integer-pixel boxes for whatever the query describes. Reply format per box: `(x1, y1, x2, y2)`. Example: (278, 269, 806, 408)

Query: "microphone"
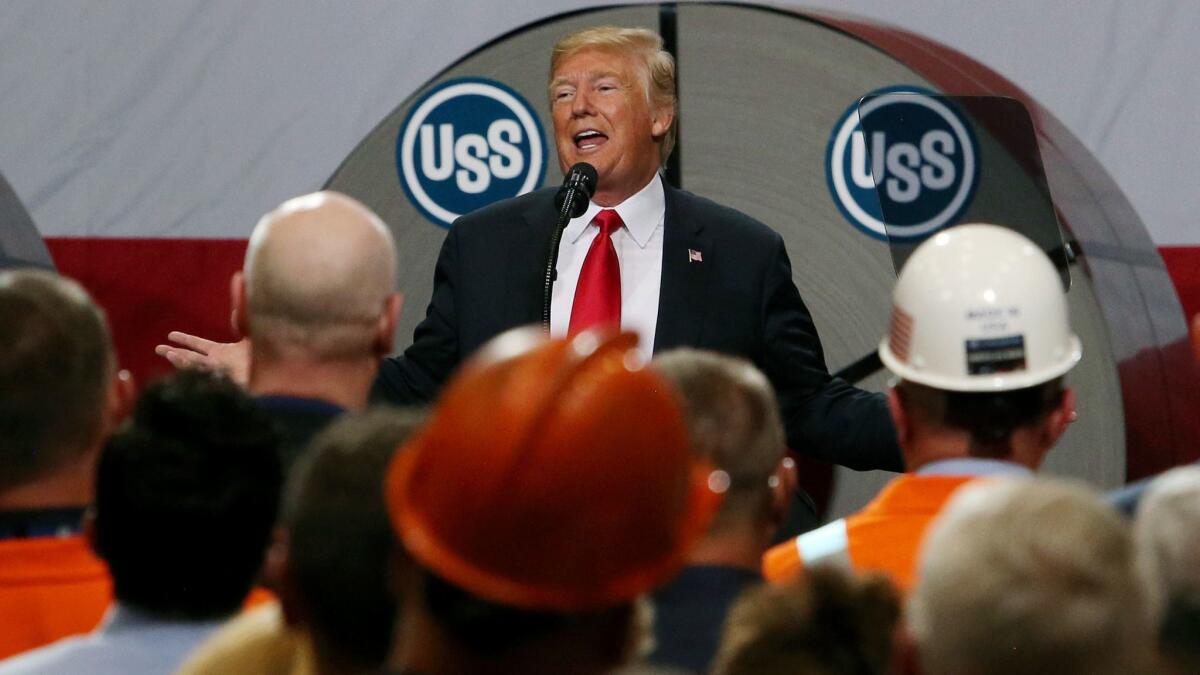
(543, 163, 598, 330)
(554, 163, 598, 218)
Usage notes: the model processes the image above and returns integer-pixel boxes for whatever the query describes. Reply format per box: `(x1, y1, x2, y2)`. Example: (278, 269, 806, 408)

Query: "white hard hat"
(878, 224, 1081, 392)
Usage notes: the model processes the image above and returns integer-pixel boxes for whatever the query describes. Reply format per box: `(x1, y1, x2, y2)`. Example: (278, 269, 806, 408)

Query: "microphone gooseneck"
(543, 163, 597, 330)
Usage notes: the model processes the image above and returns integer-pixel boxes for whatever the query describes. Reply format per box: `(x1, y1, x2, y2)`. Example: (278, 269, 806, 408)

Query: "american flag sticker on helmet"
(888, 307, 914, 363)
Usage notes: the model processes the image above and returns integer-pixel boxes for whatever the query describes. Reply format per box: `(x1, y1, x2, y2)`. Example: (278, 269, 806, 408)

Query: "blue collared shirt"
(915, 458, 1033, 478)
(0, 604, 226, 674)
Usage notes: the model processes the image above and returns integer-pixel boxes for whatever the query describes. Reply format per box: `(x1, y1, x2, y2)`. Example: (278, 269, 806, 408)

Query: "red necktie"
(568, 209, 623, 335)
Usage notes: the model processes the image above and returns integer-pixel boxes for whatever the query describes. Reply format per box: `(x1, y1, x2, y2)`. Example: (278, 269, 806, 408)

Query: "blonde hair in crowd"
(711, 566, 900, 675)
(909, 478, 1152, 675)
(654, 349, 785, 527)
(550, 25, 678, 165)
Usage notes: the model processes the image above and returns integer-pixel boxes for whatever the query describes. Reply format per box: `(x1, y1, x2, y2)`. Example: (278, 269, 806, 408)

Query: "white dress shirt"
(550, 172, 665, 360)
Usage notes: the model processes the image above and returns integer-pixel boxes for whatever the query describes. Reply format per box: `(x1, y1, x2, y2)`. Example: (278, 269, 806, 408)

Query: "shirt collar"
(255, 395, 345, 417)
(915, 458, 1033, 478)
(0, 506, 87, 539)
(565, 172, 664, 248)
(102, 602, 228, 634)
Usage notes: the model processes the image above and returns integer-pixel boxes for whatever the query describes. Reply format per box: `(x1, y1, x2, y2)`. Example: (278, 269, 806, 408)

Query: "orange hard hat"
(386, 326, 723, 611)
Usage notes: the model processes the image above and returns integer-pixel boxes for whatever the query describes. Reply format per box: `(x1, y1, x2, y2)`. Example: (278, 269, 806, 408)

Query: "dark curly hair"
(94, 369, 281, 618)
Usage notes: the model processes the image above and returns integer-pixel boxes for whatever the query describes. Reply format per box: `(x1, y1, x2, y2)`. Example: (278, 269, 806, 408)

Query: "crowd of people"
(2, 23, 1198, 675)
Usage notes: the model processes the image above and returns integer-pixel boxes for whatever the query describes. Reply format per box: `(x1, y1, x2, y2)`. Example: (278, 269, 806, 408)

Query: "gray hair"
(654, 349, 784, 527)
(909, 478, 1151, 675)
(1134, 466, 1200, 668)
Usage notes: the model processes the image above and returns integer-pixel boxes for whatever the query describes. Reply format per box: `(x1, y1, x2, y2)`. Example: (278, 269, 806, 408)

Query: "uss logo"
(397, 78, 547, 228)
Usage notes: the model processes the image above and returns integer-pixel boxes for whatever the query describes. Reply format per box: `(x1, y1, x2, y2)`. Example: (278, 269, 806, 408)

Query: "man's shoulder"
(0, 533, 106, 577)
(667, 186, 783, 245)
(452, 187, 556, 232)
(0, 633, 96, 675)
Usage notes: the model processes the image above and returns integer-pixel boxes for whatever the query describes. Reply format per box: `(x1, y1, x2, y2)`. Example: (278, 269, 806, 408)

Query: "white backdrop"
(0, 0, 1195, 245)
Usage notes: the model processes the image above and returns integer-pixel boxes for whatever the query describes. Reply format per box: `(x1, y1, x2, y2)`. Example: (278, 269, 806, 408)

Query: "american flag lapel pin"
(688, 248, 703, 263)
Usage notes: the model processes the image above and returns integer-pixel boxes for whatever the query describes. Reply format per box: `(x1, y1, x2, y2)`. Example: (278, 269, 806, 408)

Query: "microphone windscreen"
(555, 163, 597, 218)
(569, 163, 597, 197)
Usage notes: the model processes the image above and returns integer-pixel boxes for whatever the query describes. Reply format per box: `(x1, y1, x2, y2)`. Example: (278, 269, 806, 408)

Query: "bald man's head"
(240, 192, 399, 362)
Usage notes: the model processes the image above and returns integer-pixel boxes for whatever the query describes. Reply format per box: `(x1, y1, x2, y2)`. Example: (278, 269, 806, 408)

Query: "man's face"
(550, 47, 671, 205)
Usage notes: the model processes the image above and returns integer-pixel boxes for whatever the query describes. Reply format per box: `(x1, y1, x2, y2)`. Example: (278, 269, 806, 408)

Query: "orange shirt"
(0, 530, 275, 662)
(0, 535, 112, 659)
(763, 474, 980, 593)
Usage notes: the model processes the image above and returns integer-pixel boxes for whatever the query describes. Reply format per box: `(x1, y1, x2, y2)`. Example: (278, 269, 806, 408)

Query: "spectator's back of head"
(654, 349, 786, 535)
(0, 269, 114, 493)
(1134, 466, 1200, 672)
(94, 370, 282, 619)
(710, 565, 900, 675)
(909, 478, 1150, 675)
(240, 191, 399, 363)
(281, 407, 426, 673)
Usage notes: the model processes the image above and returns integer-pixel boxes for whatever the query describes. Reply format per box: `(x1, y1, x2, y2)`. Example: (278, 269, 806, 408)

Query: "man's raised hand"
(155, 332, 250, 386)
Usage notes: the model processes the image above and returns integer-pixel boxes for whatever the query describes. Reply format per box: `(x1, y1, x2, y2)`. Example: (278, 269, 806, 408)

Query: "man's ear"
(890, 622, 924, 675)
(1043, 386, 1077, 448)
(1191, 313, 1200, 365)
(769, 456, 798, 529)
(106, 368, 136, 431)
(231, 272, 249, 339)
(374, 292, 404, 357)
(267, 527, 306, 629)
(650, 106, 674, 141)
(83, 508, 100, 557)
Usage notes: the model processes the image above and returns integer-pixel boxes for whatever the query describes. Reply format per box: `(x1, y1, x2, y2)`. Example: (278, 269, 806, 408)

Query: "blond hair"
(711, 566, 901, 675)
(550, 26, 677, 165)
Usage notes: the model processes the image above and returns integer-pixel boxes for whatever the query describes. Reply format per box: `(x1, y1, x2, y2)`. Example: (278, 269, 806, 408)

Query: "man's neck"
(393, 613, 627, 675)
(591, 169, 661, 207)
(0, 456, 95, 512)
(248, 356, 377, 411)
(903, 434, 1039, 474)
(685, 527, 772, 573)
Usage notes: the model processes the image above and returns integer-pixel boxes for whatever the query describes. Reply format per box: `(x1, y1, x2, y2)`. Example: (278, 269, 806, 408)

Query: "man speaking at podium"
(159, 26, 900, 473)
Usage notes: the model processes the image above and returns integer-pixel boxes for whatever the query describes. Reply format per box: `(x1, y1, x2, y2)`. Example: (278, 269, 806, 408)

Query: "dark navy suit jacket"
(373, 184, 901, 471)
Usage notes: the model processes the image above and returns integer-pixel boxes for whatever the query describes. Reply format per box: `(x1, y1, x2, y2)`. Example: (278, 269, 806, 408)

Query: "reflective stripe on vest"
(796, 518, 851, 568)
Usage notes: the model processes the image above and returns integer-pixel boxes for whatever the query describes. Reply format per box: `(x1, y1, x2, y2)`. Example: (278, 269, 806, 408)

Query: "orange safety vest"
(762, 474, 980, 593)
(0, 535, 112, 659)
(0, 536, 275, 661)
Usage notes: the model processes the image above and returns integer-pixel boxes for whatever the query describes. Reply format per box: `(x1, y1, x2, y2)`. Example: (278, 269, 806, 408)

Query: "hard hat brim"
(878, 335, 1082, 392)
(385, 428, 725, 612)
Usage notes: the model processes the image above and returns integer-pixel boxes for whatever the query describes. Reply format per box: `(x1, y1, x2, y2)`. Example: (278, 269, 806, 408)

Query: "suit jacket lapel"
(506, 191, 558, 327)
(654, 185, 713, 353)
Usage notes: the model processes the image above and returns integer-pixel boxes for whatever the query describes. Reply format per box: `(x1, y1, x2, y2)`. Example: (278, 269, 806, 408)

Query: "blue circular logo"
(826, 87, 978, 241)
(397, 78, 547, 228)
